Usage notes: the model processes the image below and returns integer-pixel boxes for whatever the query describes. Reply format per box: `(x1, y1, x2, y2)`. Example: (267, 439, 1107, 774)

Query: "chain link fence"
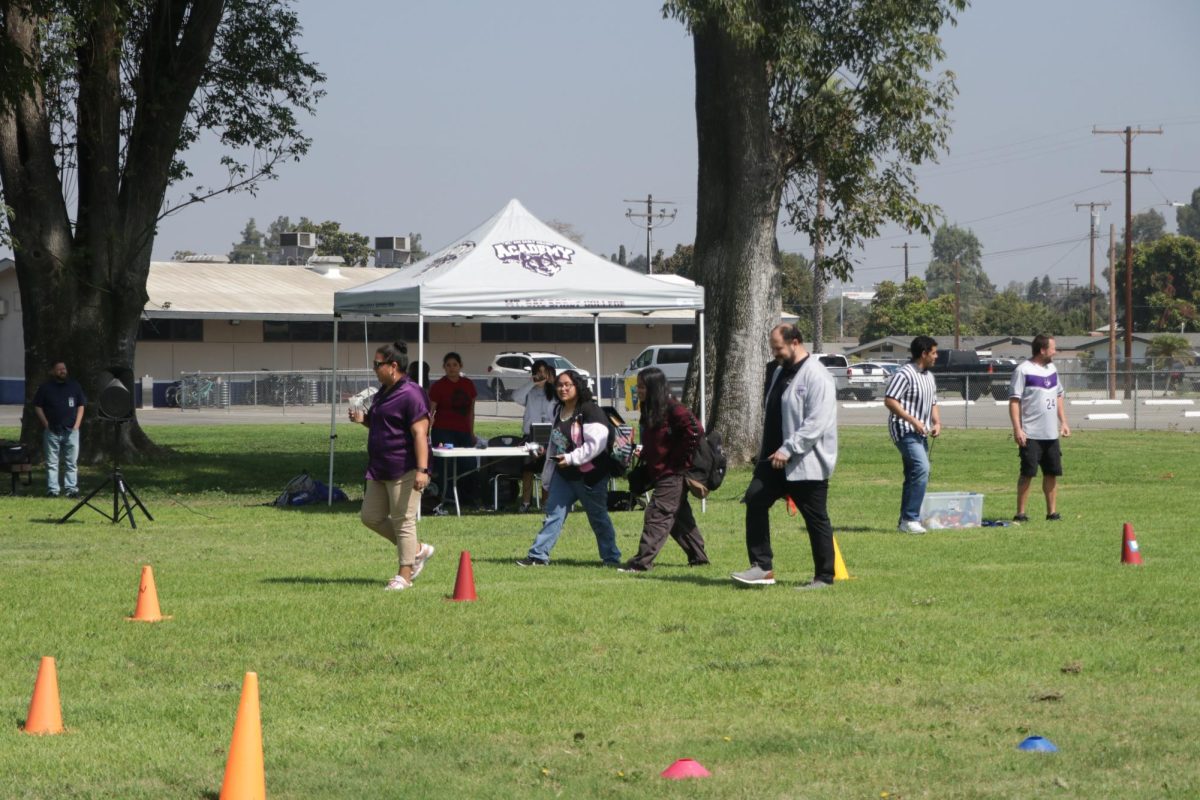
(153, 365, 1200, 431)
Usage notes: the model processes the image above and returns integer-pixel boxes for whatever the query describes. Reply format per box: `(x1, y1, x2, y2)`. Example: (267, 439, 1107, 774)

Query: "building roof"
(144, 261, 391, 321)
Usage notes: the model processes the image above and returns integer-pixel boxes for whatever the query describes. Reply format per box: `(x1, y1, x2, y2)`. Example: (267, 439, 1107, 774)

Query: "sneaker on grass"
(1013, 513, 1029, 523)
(1046, 512, 1062, 521)
(515, 556, 548, 567)
(731, 565, 775, 586)
(411, 543, 435, 580)
(796, 578, 834, 591)
(384, 574, 412, 591)
(897, 520, 927, 534)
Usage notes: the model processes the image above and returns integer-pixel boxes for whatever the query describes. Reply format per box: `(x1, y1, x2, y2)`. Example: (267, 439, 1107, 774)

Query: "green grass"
(2, 423, 1199, 798)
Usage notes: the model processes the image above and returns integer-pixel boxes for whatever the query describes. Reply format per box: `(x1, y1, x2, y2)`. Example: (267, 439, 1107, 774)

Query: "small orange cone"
(219, 672, 266, 800)
(22, 656, 65, 735)
(127, 565, 171, 622)
(832, 536, 853, 581)
(1121, 523, 1143, 565)
(786, 496, 798, 517)
(448, 550, 478, 602)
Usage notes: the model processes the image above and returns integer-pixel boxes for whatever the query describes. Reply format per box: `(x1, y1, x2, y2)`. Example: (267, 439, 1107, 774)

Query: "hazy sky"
(11, 1, 1199, 295)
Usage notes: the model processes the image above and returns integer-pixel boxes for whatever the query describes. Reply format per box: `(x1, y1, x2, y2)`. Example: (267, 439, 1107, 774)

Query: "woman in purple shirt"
(348, 341, 436, 591)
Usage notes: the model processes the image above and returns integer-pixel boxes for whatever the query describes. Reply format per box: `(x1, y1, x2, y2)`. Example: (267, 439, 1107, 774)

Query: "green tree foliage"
(0, 0, 324, 457)
(228, 217, 268, 264)
(1175, 187, 1200, 241)
(924, 225, 994, 321)
(1145, 334, 1195, 369)
(657, 243, 694, 278)
(408, 232, 428, 262)
(780, 251, 813, 318)
(860, 278, 956, 342)
(1116, 235, 1200, 332)
(1126, 209, 1166, 245)
(295, 220, 370, 266)
(976, 290, 1057, 336)
(664, 0, 964, 460)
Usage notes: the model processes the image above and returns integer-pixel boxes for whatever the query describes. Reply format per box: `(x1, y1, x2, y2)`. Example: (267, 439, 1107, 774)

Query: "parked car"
(928, 349, 1016, 400)
(486, 351, 593, 401)
(856, 360, 900, 378)
(812, 353, 880, 401)
(620, 344, 692, 388)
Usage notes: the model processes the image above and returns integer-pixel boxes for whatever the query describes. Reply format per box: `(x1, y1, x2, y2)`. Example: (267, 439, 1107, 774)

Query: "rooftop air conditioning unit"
(280, 231, 317, 248)
(375, 236, 411, 252)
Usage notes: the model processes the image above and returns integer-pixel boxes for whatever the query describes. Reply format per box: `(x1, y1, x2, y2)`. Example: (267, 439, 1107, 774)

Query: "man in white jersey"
(1009, 334, 1071, 522)
(884, 337, 942, 534)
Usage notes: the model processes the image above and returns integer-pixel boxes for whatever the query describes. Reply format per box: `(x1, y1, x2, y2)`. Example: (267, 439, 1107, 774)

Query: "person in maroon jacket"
(619, 367, 709, 572)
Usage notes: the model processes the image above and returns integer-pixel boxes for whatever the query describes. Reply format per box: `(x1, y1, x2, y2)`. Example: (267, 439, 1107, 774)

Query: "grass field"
(2, 422, 1199, 798)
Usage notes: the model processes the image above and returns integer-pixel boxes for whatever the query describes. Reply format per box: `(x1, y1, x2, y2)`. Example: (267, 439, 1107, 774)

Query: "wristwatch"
(416, 467, 432, 475)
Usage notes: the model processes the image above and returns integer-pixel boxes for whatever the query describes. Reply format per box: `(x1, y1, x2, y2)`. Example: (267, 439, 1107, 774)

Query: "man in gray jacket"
(733, 324, 838, 590)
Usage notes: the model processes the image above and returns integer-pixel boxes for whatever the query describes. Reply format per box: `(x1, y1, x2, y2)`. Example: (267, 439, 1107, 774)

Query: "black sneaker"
(617, 562, 648, 573)
(688, 559, 711, 567)
(515, 556, 548, 567)
(46, 491, 60, 498)
(1046, 512, 1062, 521)
(65, 489, 80, 499)
(1013, 513, 1029, 523)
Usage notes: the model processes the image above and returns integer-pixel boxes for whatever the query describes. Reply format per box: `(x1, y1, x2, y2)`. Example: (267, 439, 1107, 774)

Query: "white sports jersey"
(1009, 360, 1064, 440)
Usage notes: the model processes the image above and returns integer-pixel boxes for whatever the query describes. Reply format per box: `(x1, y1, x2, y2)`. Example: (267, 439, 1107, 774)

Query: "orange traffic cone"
(448, 550, 478, 602)
(127, 565, 171, 622)
(1121, 523, 1143, 565)
(22, 656, 65, 735)
(832, 536, 853, 581)
(220, 672, 266, 800)
(786, 496, 798, 517)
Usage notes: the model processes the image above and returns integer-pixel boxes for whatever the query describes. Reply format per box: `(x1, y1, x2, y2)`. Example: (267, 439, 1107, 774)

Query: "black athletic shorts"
(1018, 438, 1062, 478)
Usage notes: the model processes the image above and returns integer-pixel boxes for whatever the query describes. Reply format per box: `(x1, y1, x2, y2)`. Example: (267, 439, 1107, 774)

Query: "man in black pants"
(733, 325, 839, 590)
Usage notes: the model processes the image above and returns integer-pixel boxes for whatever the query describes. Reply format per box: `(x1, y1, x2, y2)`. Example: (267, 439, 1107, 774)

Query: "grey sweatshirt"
(765, 356, 839, 481)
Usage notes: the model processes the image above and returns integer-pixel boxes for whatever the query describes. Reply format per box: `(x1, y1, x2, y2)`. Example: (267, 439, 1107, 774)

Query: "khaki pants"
(361, 471, 421, 568)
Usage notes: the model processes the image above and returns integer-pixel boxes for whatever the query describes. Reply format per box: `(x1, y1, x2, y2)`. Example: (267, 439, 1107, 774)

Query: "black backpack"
(684, 423, 727, 500)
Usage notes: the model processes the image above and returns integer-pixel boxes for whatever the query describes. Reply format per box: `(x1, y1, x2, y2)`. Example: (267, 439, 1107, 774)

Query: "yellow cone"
(833, 536, 853, 581)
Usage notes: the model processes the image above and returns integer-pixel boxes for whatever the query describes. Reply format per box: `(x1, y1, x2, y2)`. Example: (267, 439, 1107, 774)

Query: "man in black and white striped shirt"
(883, 336, 941, 534)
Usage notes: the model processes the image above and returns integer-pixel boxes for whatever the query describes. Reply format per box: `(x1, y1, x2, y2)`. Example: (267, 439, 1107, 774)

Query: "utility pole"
(1057, 277, 1077, 297)
(624, 194, 677, 275)
(1075, 200, 1110, 332)
(953, 259, 961, 349)
(1094, 125, 1161, 376)
(1108, 224, 1117, 399)
(891, 242, 920, 282)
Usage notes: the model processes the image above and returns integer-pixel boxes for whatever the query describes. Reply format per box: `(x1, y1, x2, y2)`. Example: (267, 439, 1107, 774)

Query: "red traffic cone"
(786, 496, 798, 517)
(1121, 523, 1143, 565)
(448, 550, 478, 602)
(661, 758, 711, 779)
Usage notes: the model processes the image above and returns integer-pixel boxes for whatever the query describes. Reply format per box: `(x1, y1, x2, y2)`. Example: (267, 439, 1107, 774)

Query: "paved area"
(3, 393, 1197, 432)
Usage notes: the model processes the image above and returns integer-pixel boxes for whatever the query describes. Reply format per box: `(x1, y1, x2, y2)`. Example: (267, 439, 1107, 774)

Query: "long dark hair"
(532, 359, 557, 401)
(555, 370, 593, 410)
(375, 341, 409, 372)
(638, 367, 671, 430)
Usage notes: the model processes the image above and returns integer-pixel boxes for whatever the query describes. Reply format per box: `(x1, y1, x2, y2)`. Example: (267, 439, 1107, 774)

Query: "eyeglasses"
(555, 382, 575, 390)
(372, 360, 387, 369)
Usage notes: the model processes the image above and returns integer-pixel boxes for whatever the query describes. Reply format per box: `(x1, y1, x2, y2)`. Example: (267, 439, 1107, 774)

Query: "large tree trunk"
(0, 0, 223, 462)
(682, 18, 787, 464)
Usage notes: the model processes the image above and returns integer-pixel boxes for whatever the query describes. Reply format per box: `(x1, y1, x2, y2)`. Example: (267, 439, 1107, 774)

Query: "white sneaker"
(411, 543, 435, 580)
(898, 520, 927, 534)
(384, 574, 413, 591)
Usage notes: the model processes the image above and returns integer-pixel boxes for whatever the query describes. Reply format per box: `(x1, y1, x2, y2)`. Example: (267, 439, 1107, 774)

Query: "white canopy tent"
(326, 198, 708, 500)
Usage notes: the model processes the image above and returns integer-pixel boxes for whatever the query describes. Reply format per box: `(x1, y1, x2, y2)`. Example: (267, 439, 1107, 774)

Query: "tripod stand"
(58, 420, 153, 529)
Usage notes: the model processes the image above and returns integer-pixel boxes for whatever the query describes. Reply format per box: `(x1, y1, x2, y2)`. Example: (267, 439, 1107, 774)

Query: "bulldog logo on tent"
(419, 241, 476, 274)
(493, 240, 575, 277)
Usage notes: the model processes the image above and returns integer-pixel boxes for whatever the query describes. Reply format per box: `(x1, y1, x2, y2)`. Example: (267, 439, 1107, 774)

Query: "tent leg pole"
(328, 317, 339, 507)
(593, 314, 602, 406)
(699, 310, 707, 514)
(418, 314, 424, 388)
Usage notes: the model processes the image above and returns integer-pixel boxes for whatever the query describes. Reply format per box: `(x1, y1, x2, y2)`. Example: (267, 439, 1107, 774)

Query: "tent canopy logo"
(419, 241, 476, 274)
(493, 240, 575, 277)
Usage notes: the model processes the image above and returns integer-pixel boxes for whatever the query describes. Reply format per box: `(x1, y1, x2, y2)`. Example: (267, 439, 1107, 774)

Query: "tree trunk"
(682, 19, 787, 464)
(1, 0, 222, 462)
(812, 171, 826, 352)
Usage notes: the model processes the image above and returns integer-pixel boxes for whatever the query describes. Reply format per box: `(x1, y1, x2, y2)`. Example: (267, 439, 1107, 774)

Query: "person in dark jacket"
(619, 367, 708, 572)
(33, 361, 87, 498)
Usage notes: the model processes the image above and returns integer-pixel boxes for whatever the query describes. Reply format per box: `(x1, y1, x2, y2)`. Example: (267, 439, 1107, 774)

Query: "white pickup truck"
(813, 353, 884, 401)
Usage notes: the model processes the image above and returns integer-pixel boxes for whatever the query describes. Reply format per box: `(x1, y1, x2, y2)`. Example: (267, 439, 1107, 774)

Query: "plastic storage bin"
(920, 492, 983, 529)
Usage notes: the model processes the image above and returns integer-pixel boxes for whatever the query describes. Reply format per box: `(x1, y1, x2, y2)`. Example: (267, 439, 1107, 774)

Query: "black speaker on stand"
(58, 372, 153, 529)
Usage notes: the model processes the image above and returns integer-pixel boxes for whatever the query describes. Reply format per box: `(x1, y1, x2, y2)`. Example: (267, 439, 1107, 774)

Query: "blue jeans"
(895, 433, 930, 523)
(527, 474, 621, 564)
(44, 428, 80, 494)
